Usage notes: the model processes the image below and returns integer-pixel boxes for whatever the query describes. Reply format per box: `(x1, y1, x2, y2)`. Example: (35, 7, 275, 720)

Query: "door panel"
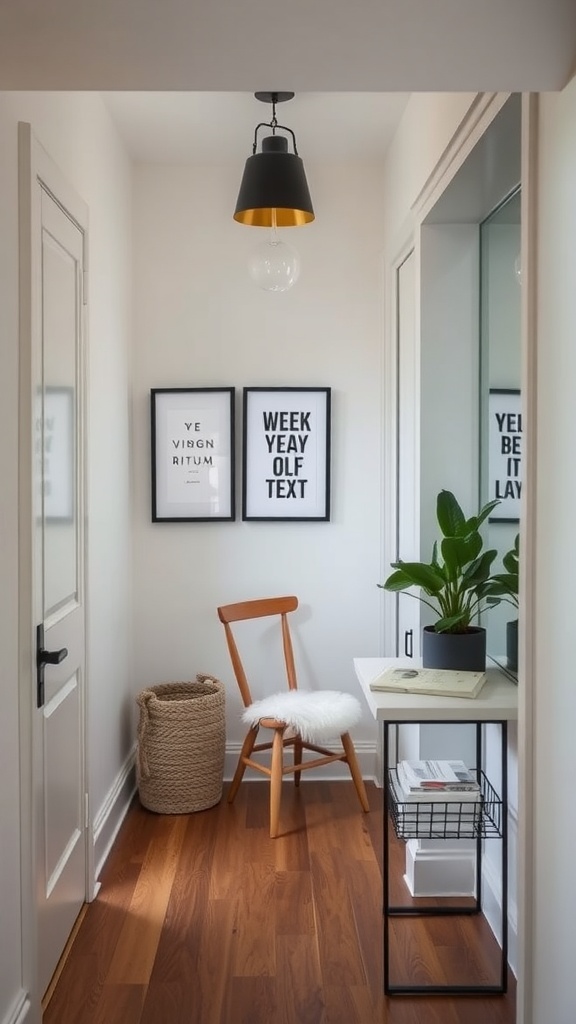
(34, 179, 87, 997)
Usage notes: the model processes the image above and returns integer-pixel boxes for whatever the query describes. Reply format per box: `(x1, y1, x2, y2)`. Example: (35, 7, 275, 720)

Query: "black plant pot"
(506, 619, 518, 672)
(422, 625, 486, 672)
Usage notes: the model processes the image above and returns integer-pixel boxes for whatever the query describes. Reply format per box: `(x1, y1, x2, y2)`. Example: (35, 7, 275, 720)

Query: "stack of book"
(389, 759, 483, 838)
(395, 759, 481, 801)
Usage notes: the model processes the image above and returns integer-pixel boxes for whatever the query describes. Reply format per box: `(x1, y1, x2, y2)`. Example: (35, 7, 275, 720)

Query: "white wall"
(131, 161, 385, 764)
(531, 78, 576, 1024)
(0, 92, 132, 1022)
(382, 93, 478, 242)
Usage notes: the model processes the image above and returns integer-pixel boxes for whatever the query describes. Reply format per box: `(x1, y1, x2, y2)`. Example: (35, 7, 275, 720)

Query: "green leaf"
(461, 549, 498, 586)
(475, 579, 503, 600)
(475, 498, 501, 528)
(460, 531, 483, 564)
(380, 568, 414, 592)
(441, 533, 483, 579)
(464, 498, 501, 535)
(463, 515, 479, 533)
(441, 536, 465, 580)
(386, 561, 445, 594)
(436, 490, 466, 537)
(489, 572, 518, 597)
(435, 611, 470, 632)
(503, 550, 519, 574)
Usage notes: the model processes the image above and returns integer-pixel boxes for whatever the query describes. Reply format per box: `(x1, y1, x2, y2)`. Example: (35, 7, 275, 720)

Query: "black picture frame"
(151, 387, 235, 522)
(488, 388, 522, 522)
(242, 387, 331, 521)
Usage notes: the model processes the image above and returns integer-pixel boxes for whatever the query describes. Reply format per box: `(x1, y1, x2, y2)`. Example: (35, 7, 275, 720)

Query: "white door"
(19, 125, 89, 999)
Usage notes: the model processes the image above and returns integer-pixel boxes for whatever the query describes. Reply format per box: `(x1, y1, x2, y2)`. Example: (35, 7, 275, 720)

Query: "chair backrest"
(217, 596, 299, 707)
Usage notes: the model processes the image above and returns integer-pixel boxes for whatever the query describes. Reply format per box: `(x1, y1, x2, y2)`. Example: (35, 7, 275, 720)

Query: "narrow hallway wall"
(130, 160, 386, 769)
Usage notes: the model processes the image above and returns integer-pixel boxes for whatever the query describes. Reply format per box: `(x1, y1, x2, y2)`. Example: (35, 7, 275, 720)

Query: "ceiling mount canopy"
(233, 91, 315, 228)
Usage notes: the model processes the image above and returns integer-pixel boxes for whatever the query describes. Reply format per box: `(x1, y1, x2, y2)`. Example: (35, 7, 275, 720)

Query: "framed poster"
(151, 387, 235, 521)
(488, 388, 522, 522)
(242, 387, 331, 521)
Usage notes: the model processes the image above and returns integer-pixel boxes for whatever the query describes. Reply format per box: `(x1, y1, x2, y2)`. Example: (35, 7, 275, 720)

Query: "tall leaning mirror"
(479, 186, 521, 675)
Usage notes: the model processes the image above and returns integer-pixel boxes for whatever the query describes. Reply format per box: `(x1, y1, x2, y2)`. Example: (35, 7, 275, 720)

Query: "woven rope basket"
(136, 674, 225, 814)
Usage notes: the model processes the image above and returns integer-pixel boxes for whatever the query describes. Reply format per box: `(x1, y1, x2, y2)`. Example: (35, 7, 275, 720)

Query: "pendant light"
(234, 91, 314, 228)
(234, 92, 314, 292)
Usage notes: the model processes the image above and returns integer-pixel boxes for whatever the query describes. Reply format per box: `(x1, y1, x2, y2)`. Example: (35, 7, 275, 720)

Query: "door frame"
(381, 228, 417, 660)
(18, 122, 90, 1018)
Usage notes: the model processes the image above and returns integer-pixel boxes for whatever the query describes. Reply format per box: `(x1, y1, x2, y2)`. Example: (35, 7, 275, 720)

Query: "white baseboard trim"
(224, 740, 379, 785)
(2, 991, 31, 1024)
(92, 746, 137, 886)
(482, 849, 518, 978)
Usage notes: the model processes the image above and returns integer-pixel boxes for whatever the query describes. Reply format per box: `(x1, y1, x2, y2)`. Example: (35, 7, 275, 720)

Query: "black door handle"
(36, 624, 68, 708)
(39, 647, 68, 666)
(404, 629, 414, 658)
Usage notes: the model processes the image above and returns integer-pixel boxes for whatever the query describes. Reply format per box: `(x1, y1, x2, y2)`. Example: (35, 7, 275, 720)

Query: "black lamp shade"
(234, 135, 314, 227)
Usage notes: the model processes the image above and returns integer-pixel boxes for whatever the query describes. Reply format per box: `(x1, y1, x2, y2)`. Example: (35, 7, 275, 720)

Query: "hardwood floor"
(44, 781, 516, 1024)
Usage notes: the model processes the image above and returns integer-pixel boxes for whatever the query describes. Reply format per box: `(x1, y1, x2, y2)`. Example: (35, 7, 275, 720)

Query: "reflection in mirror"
(479, 187, 521, 674)
(42, 230, 79, 617)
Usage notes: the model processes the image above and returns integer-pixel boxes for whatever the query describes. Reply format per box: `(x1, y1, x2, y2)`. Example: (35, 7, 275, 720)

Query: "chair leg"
(228, 726, 259, 804)
(341, 731, 370, 812)
(293, 735, 303, 787)
(270, 727, 285, 838)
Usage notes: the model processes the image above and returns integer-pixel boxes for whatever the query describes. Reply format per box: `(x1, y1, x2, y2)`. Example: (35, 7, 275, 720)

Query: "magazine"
(369, 666, 486, 699)
(396, 762, 481, 802)
(399, 759, 480, 792)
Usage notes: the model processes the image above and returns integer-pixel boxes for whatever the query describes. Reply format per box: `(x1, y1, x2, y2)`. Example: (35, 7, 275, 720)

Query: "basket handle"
(136, 689, 155, 780)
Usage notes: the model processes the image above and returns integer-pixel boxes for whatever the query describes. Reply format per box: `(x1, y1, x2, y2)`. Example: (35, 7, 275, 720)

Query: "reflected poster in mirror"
(488, 389, 522, 521)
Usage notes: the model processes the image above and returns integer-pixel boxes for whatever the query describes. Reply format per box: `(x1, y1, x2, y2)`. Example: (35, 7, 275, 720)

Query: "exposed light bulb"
(248, 225, 301, 292)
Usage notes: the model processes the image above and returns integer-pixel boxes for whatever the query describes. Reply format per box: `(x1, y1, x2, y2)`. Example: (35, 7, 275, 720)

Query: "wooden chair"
(217, 595, 370, 837)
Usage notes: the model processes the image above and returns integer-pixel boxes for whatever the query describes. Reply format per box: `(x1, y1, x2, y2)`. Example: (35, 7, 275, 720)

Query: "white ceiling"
(101, 92, 411, 163)
(0, 0, 574, 93)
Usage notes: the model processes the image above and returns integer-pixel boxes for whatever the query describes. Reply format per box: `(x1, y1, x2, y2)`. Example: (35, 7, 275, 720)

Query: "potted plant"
(487, 533, 519, 672)
(379, 489, 503, 671)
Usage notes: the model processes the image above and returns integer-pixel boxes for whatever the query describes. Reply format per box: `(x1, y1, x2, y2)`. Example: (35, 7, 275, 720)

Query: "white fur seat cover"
(241, 689, 362, 743)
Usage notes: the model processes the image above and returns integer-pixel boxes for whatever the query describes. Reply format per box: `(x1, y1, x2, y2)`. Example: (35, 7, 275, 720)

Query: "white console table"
(354, 657, 518, 996)
(354, 657, 518, 724)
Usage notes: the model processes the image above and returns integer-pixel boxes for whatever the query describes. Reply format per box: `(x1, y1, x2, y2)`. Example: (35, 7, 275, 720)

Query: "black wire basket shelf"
(387, 768, 503, 841)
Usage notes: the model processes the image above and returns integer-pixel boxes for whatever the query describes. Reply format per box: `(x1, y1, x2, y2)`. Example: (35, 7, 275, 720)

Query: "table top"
(354, 657, 519, 723)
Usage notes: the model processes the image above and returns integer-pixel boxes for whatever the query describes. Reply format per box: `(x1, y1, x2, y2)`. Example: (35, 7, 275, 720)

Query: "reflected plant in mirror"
(488, 534, 519, 672)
